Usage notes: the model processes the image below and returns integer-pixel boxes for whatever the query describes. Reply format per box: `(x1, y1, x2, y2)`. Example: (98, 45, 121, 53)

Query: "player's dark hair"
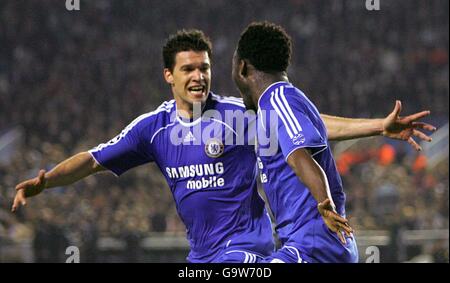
(163, 29, 212, 71)
(237, 21, 292, 73)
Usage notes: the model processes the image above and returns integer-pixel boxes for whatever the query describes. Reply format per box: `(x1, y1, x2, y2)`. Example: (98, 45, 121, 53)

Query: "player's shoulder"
(258, 82, 310, 116)
(277, 83, 307, 101)
(264, 83, 309, 108)
(127, 100, 175, 130)
(283, 85, 322, 118)
(209, 92, 246, 110)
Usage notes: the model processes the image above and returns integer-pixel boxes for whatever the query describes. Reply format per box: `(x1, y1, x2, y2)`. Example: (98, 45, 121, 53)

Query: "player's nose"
(192, 69, 205, 82)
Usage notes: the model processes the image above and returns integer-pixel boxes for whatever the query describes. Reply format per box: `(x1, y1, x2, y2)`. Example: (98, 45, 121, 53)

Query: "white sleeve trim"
(87, 150, 119, 178)
(284, 144, 327, 162)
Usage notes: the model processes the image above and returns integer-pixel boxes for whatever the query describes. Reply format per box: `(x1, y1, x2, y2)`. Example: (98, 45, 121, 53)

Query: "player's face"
(232, 51, 256, 111)
(164, 51, 211, 112)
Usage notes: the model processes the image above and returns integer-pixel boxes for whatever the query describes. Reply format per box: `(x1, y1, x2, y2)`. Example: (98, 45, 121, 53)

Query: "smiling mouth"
(188, 85, 206, 97)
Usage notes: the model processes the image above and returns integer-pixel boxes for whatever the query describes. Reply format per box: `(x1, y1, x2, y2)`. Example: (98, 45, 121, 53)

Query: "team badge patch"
(292, 133, 305, 145)
(205, 138, 224, 158)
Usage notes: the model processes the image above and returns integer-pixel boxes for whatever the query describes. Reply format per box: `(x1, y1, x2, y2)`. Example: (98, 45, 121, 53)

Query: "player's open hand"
(11, 169, 47, 212)
(318, 198, 353, 245)
(382, 100, 436, 151)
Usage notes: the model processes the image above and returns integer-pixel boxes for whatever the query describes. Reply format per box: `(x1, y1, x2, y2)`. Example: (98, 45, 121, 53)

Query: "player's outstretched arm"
(11, 151, 105, 212)
(321, 100, 436, 151)
(286, 148, 353, 244)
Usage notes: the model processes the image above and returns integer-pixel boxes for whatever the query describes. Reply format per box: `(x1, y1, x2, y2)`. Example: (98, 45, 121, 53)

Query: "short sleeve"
(269, 89, 327, 160)
(89, 117, 154, 176)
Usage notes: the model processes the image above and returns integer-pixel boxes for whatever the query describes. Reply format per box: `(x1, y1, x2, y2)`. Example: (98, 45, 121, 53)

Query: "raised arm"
(321, 115, 383, 140)
(11, 151, 105, 212)
(321, 101, 436, 151)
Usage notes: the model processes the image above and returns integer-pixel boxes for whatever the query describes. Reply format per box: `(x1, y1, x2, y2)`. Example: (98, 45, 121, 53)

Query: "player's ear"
(164, 68, 174, 85)
(239, 59, 248, 77)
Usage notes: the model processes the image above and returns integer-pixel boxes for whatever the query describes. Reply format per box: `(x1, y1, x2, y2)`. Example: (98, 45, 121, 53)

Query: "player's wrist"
(375, 119, 385, 136)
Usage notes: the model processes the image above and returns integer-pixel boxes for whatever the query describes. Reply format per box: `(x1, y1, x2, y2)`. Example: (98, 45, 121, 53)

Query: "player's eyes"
(181, 65, 209, 74)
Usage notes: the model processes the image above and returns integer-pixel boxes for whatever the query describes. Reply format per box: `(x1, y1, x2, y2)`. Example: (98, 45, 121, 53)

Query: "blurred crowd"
(0, 0, 448, 262)
(336, 139, 448, 262)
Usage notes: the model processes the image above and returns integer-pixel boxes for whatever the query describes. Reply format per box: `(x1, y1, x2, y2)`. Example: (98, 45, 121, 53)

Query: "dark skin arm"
(287, 148, 352, 244)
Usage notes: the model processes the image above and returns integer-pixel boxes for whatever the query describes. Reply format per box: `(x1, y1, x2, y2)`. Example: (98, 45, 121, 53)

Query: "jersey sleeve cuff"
(88, 150, 120, 177)
(284, 144, 328, 162)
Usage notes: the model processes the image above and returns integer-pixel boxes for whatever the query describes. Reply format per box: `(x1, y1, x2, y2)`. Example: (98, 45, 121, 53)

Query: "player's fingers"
(11, 196, 19, 212)
(326, 223, 338, 233)
(337, 231, 347, 245)
(15, 181, 27, 191)
(11, 192, 26, 212)
(338, 222, 353, 236)
(344, 222, 353, 232)
(407, 137, 421, 151)
(391, 100, 402, 117)
(18, 190, 26, 206)
(319, 198, 331, 207)
(330, 211, 348, 225)
(404, 111, 431, 123)
(37, 169, 46, 186)
(15, 179, 35, 191)
(412, 122, 436, 132)
(413, 129, 432, 142)
(330, 212, 349, 225)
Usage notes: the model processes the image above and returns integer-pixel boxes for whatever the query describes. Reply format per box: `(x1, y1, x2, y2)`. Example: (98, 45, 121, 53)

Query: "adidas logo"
(183, 131, 196, 143)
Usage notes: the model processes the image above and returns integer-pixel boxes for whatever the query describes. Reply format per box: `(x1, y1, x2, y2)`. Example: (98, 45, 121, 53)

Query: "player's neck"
(251, 72, 289, 107)
(175, 98, 205, 120)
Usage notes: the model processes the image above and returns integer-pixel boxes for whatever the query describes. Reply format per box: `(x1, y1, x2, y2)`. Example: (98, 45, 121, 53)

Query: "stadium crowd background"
(0, 0, 448, 262)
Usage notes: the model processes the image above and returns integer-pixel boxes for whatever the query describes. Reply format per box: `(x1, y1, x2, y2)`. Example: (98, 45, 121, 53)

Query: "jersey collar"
(257, 81, 291, 110)
(175, 92, 214, 126)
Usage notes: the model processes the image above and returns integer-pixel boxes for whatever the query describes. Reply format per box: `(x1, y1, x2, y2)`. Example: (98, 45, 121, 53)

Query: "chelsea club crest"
(205, 138, 224, 158)
(292, 133, 305, 145)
